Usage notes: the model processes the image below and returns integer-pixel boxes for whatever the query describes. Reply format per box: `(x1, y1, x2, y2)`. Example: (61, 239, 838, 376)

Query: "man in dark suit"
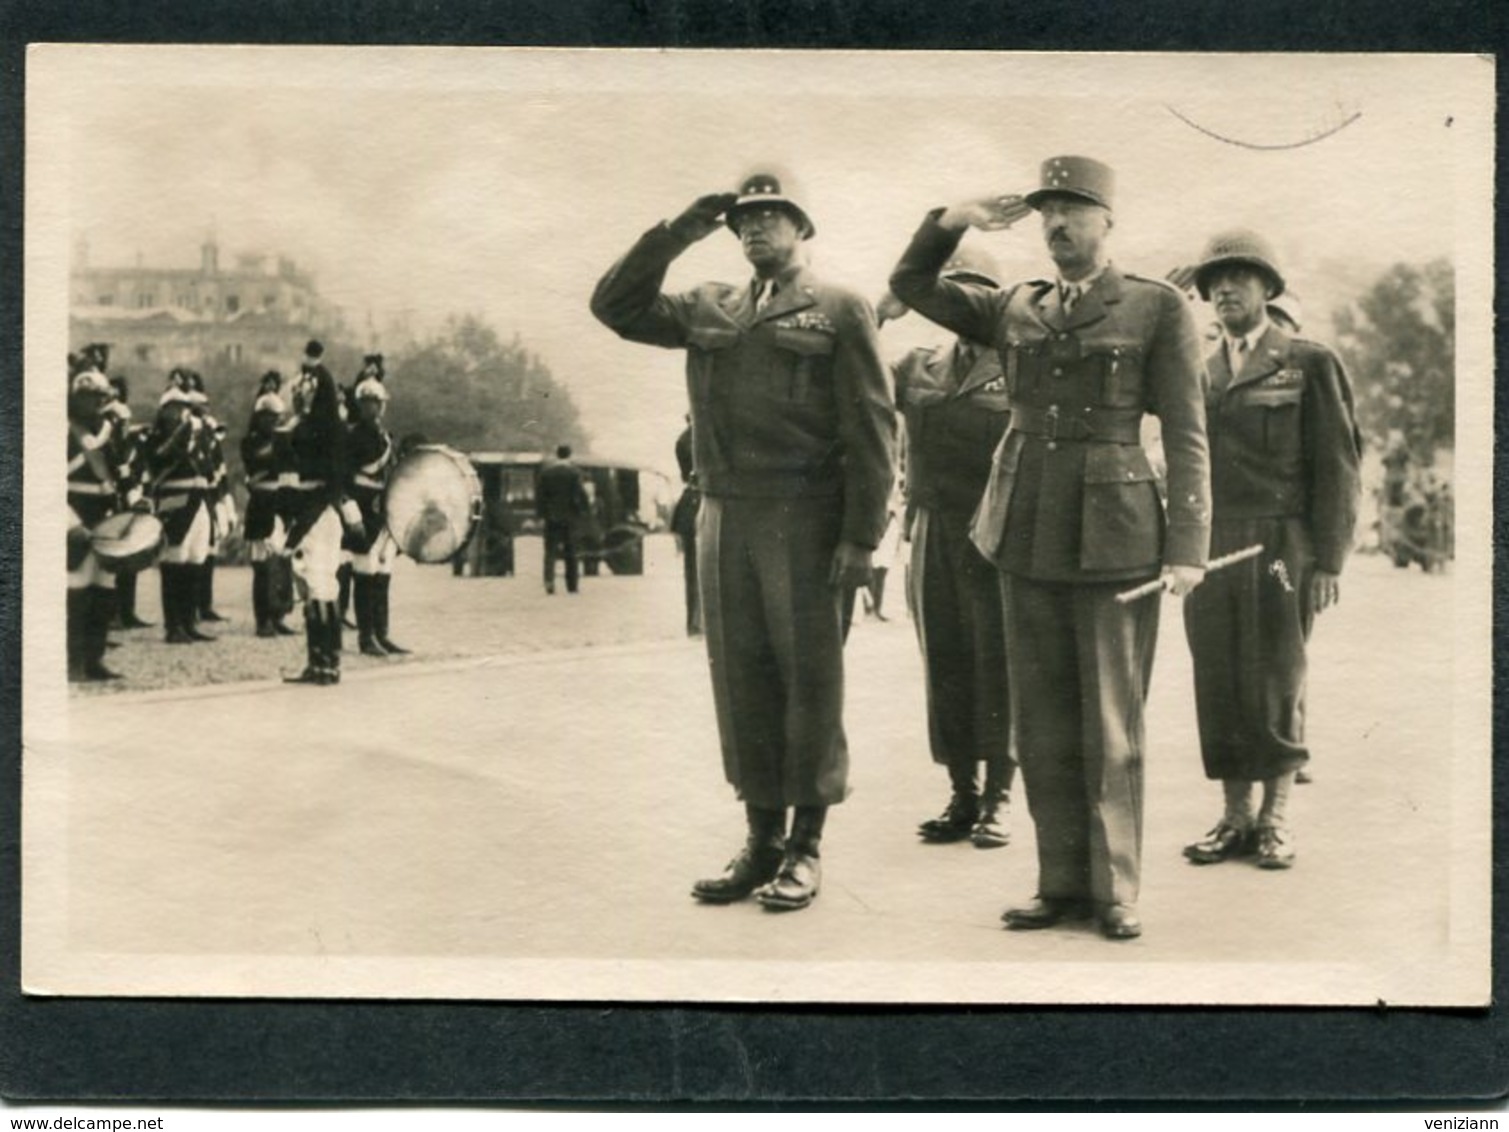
(890, 156, 1211, 940)
(877, 244, 1017, 850)
(591, 166, 895, 912)
(1180, 231, 1361, 871)
(537, 444, 589, 595)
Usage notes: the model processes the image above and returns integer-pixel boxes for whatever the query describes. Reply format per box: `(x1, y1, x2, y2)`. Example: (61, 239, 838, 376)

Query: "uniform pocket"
(1085, 341, 1144, 407)
(772, 326, 836, 401)
(1246, 384, 1302, 456)
(687, 326, 740, 352)
(1080, 444, 1162, 572)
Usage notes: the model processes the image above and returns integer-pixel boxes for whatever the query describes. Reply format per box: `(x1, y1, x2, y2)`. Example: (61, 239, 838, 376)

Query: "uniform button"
(1046, 441, 1057, 451)
(1048, 404, 1058, 412)
(1052, 368, 1064, 377)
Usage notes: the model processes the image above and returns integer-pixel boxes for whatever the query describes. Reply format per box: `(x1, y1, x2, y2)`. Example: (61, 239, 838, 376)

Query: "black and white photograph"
(22, 46, 1493, 1008)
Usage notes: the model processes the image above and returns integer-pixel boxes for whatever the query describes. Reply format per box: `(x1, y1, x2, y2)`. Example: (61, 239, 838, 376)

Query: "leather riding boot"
(919, 762, 979, 842)
(759, 805, 824, 911)
(180, 564, 216, 641)
(337, 562, 357, 630)
(354, 574, 387, 656)
(691, 805, 787, 904)
(115, 569, 152, 629)
(161, 566, 190, 644)
(82, 586, 122, 681)
(324, 599, 343, 685)
(198, 556, 227, 621)
(67, 588, 89, 680)
(285, 603, 325, 684)
(375, 575, 410, 654)
(252, 562, 274, 637)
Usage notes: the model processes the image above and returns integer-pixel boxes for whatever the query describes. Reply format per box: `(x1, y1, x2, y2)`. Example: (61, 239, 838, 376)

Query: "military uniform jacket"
(890, 212, 1211, 582)
(145, 408, 206, 544)
(67, 417, 119, 530)
(591, 222, 896, 549)
(344, 420, 396, 551)
(240, 427, 290, 541)
(1204, 327, 1361, 574)
(284, 363, 349, 546)
(895, 339, 1010, 518)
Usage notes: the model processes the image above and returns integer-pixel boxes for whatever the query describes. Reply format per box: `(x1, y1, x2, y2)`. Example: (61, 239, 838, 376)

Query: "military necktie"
(755, 280, 779, 312)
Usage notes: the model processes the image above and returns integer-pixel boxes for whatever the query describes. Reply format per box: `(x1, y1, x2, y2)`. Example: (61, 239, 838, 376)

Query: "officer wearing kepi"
(890, 156, 1211, 940)
(876, 243, 1017, 850)
(1180, 231, 1360, 870)
(591, 166, 895, 912)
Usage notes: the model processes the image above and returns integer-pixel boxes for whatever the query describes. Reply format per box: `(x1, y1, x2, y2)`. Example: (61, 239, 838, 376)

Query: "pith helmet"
(941, 244, 1002, 289)
(1025, 155, 1115, 211)
(725, 166, 815, 240)
(1193, 228, 1286, 301)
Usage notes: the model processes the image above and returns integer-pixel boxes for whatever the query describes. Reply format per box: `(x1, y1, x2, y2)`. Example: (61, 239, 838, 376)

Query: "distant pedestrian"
(537, 444, 589, 595)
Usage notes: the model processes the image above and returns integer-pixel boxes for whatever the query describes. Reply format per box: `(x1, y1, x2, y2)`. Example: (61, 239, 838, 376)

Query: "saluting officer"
(591, 167, 896, 912)
(147, 369, 216, 644)
(345, 373, 408, 656)
(1180, 231, 1361, 870)
(876, 243, 1017, 850)
(890, 156, 1211, 940)
(283, 340, 350, 686)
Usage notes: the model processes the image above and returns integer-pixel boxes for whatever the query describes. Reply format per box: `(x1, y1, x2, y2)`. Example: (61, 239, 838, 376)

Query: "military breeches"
(1183, 517, 1314, 782)
(699, 494, 849, 809)
(290, 506, 344, 603)
(1002, 573, 1159, 906)
(158, 500, 211, 565)
(909, 507, 1012, 775)
(352, 529, 398, 576)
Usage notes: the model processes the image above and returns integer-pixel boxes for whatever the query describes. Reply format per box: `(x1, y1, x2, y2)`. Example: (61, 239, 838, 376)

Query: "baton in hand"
(1114, 544, 1264, 604)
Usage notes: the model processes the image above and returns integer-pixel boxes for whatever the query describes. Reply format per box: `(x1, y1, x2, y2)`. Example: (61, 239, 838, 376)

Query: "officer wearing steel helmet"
(591, 166, 896, 913)
(1180, 229, 1360, 872)
(876, 242, 1018, 852)
(890, 156, 1212, 941)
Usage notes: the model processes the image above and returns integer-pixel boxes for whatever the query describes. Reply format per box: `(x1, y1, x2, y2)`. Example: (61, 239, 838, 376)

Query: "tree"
(384, 315, 588, 456)
(1332, 259, 1454, 461)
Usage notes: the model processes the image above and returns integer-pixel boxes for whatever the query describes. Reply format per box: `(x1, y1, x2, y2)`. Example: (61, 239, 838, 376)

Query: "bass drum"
(383, 445, 483, 564)
(91, 511, 164, 573)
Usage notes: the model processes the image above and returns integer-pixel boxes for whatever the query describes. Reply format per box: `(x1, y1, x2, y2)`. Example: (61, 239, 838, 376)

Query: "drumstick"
(1113, 543, 1264, 604)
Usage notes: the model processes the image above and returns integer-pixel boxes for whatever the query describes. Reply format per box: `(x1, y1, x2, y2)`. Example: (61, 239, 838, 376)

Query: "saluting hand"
(940, 193, 1033, 233)
(829, 541, 874, 591)
(671, 193, 740, 242)
(876, 291, 909, 326)
(1310, 570, 1340, 614)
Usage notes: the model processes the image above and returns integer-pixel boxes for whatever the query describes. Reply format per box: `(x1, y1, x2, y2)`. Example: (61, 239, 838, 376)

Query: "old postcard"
(22, 46, 1494, 1005)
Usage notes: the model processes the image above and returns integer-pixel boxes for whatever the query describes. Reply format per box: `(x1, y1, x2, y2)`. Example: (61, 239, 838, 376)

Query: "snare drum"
(383, 445, 483, 563)
(90, 511, 165, 573)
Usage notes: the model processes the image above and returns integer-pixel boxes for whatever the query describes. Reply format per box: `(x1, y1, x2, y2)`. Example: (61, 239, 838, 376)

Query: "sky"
(49, 48, 1489, 476)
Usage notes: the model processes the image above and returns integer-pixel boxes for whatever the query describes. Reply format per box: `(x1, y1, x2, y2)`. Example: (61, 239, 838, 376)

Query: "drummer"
(344, 372, 408, 657)
(146, 369, 216, 645)
(242, 372, 297, 638)
(66, 358, 125, 681)
(104, 372, 156, 631)
(283, 340, 350, 686)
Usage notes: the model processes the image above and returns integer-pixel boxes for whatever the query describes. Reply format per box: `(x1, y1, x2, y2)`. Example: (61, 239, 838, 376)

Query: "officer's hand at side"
(1310, 570, 1340, 614)
(1163, 564, 1206, 597)
(670, 193, 739, 242)
(940, 194, 1033, 233)
(876, 291, 909, 326)
(829, 542, 874, 590)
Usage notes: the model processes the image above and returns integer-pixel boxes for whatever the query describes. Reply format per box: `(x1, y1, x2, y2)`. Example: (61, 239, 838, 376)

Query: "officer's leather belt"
(1009, 404, 1142, 444)
(699, 469, 842, 498)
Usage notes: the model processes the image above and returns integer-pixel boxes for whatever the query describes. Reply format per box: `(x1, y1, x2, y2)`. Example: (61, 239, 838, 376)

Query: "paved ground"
(32, 542, 1485, 1005)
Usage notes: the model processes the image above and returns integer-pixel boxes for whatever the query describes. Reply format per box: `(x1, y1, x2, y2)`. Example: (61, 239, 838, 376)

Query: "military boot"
(285, 603, 326, 685)
(758, 805, 824, 911)
(354, 574, 388, 656)
(80, 586, 122, 681)
(918, 763, 979, 843)
(692, 806, 786, 904)
(373, 575, 410, 655)
(972, 759, 1015, 849)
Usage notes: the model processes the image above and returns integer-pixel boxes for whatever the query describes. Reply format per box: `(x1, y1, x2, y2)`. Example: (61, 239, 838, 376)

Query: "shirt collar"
(1223, 316, 1270, 356)
(1056, 261, 1110, 295)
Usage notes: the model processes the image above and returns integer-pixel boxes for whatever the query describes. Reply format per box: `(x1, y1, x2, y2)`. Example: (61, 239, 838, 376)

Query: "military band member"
(1180, 231, 1361, 870)
(890, 156, 1212, 940)
(345, 375, 408, 656)
(877, 243, 1017, 850)
(242, 373, 298, 638)
(592, 167, 896, 912)
(67, 363, 125, 681)
(147, 369, 216, 644)
(283, 340, 350, 686)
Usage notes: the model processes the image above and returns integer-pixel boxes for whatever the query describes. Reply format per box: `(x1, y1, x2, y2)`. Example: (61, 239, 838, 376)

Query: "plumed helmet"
(1193, 228, 1286, 301)
(725, 165, 816, 240)
(70, 368, 112, 396)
